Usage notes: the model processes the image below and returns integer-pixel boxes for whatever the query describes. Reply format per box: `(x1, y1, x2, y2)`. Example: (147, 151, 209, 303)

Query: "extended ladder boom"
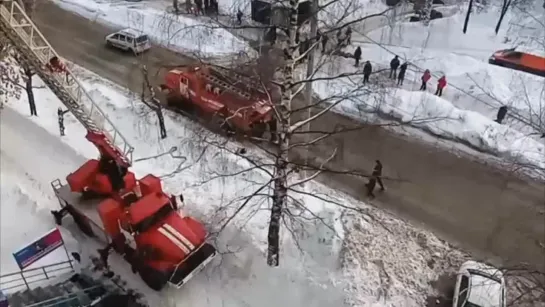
(0, 0, 133, 167)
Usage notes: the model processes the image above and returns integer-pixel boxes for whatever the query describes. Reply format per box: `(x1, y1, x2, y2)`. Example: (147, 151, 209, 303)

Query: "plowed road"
(33, 2, 544, 269)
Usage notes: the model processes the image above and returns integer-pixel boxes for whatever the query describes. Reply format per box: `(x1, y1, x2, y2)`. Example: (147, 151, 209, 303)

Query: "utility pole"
(303, 0, 318, 179)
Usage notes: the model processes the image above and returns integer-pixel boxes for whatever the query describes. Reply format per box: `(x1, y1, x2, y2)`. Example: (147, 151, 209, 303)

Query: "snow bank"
(2, 60, 470, 306)
(341, 210, 466, 307)
(53, 0, 253, 56)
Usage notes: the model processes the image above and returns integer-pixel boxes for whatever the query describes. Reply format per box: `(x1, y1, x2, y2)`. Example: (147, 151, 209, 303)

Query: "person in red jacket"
(420, 69, 431, 90)
(435, 75, 447, 97)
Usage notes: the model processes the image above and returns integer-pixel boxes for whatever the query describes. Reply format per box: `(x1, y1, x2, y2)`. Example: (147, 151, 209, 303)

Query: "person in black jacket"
(372, 160, 385, 191)
(345, 26, 352, 46)
(336, 29, 343, 48)
(495, 106, 507, 124)
(397, 62, 408, 86)
(57, 107, 69, 136)
(363, 61, 372, 84)
(354, 46, 362, 67)
(390, 55, 400, 79)
(236, 9, 243, 24)
(321, 32, 329, 53)
(366, 177, 377, 198)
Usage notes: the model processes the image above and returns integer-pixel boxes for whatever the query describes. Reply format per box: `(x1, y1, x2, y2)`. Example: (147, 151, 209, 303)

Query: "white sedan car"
(452, 261, 506, 307)
(105, 28, 151, 54)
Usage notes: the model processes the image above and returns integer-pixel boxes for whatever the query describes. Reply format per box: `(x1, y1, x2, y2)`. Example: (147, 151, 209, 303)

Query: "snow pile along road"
(1, 60, 472, 306)
(53, 0, 254, 56)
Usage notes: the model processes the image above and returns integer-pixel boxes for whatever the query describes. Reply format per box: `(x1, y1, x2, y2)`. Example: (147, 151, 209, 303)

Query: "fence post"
(42, 267, 49, 280)
(21, 273, 29, 291)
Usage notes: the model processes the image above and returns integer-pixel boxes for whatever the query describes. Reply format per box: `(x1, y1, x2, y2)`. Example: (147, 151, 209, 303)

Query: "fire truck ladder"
(201, 72, 251, 99)
(0, 0, 133, 166)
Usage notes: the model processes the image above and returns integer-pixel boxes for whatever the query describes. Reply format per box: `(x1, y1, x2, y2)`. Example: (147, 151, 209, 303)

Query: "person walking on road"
(363, 61, 372, 84)
(389, 55, 400, 79)
(495, 106, 508, 124)
(195, 0, 203, 14)
(320, 31, 329, 53)
(372, 160, 385, 191)
(420, 69, 431, 90)
(354, 46, 362, 67)
(366, 176, 377, 198)
(336, 29, 343, 48)
(57, 107, 69, 136)
(397, 62, 408, 86)
(435, 75, 447, 97)
(236, 9, 243, 24)
(345, 26, 352, 46)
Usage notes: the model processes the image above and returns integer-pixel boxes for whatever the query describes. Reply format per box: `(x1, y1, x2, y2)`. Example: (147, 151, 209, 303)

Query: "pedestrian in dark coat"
(390, 55, 400, 79)
(397, 62, 408, 86)
(420, 69, 431, 90)
(435, 75, 447, 96)
(236, 9, 243, 25)
(345, 26, 352, 45)
(495, 106, 508, 124)
(57, 107, 69, 136)
(363, 61, 372, 84)
(354, 46, 362, 67)
(194, 0, 203, 14)
(366, 177, 377, 198)
(321, 32, 329, 53)
(372, 160, 385, 191)
(267, 26, 277, 45)
(336, 29, 343, 48)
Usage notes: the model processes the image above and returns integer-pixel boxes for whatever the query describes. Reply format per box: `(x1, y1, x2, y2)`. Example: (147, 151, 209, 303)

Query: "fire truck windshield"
(133, 202, 174, 234)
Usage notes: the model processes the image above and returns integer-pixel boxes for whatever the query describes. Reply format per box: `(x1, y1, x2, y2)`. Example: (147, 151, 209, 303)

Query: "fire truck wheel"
(250, 122, 266, 138)
(137, 263, 168, 291)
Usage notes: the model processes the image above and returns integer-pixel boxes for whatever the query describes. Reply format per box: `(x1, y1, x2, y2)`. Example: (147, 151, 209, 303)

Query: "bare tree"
(140, 65, 168, 139)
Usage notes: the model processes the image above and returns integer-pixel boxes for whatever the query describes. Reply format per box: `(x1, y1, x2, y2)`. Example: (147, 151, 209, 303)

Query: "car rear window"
(136, 35, 149, 43)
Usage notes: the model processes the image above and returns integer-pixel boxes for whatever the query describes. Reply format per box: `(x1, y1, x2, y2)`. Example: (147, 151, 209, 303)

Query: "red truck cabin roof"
(129, 192, 171, 227)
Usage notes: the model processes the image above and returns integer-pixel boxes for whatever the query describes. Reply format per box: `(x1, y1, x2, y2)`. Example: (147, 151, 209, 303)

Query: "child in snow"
(435, 75, 447, 97)
(420, 69, 431, 90)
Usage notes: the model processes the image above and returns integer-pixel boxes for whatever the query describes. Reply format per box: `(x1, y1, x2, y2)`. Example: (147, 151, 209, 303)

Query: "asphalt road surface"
(31, 2, 545, 270)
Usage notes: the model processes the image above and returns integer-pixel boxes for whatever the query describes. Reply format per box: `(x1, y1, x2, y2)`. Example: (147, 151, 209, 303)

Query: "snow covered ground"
(313, 1, 545, 176)
(0, 60, 477, 306)
(52, 0, 254, 57)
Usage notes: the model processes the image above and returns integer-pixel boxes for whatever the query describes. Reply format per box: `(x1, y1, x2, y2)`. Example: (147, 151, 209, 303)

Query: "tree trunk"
(156, 106, 167, 139)
(24, 67, 37, 116)
(494, 0, 511, 34)
(266, 0, 298, 267)
(463, 0, 474, 34)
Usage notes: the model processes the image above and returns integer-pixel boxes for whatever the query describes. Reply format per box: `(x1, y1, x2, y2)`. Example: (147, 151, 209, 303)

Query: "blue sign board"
(13, 228, 64, 270)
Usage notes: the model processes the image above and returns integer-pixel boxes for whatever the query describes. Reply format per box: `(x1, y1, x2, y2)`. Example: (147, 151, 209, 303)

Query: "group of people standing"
(354, 52, 448, 96)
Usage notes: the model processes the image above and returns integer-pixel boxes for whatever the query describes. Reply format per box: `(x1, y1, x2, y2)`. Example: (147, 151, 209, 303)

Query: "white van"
(105, 28, 151, 54)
